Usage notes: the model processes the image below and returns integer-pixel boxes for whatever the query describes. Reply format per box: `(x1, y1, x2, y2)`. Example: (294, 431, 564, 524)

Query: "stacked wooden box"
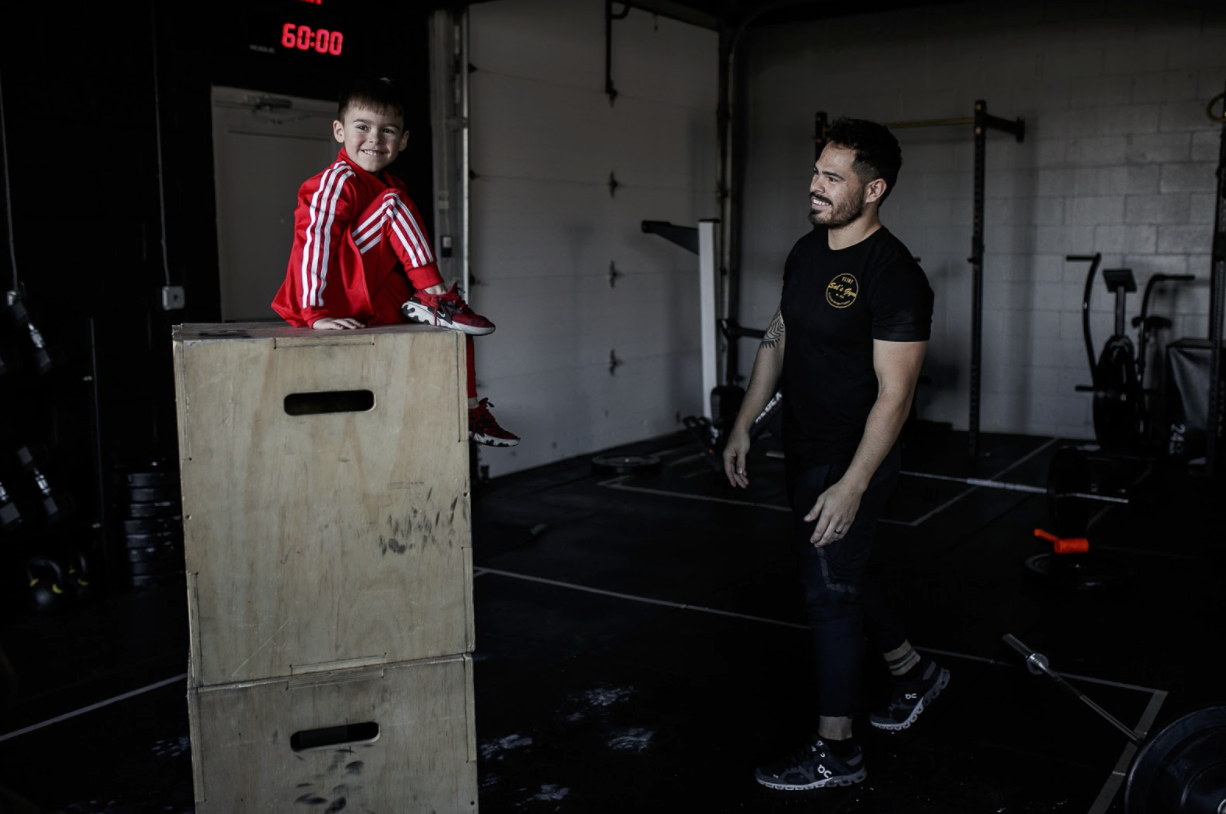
(172, 323, 477, 813)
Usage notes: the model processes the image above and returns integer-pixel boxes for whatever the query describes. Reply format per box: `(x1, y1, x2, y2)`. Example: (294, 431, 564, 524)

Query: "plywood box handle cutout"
(283, 390, 376, 416)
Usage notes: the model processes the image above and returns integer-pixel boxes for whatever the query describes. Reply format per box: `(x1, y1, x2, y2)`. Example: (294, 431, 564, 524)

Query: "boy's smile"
(333, 105, 409, 175)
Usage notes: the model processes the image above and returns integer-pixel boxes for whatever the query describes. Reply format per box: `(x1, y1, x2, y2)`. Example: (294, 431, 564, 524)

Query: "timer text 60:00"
(282, 23, 343, 56)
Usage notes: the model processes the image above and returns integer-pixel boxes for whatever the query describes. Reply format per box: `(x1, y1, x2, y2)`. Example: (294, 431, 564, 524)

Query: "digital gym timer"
(280, 23, 343, 56)
(245, 1, 348, 59)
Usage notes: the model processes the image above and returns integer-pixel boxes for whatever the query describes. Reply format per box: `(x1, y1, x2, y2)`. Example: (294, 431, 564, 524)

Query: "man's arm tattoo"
(760, 308, 785, 350)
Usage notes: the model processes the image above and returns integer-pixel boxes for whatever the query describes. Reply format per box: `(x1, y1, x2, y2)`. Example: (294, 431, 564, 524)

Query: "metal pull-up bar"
(886, 116, 975, 129)
(884, 105, 1025, 142)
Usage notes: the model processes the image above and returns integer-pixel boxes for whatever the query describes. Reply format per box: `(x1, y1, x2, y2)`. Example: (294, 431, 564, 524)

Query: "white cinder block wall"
(468, 0, 718, 476)
(738, 1, 1225, 440)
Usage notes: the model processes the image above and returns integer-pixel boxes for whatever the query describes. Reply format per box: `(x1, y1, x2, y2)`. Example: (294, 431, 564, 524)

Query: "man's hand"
(723, 427, 751, 489)
(312, 317, 365, 330)
(805, 478, 865, 546)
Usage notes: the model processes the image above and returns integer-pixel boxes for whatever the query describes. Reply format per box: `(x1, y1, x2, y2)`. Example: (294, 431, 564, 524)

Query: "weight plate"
(128, 571, 186, 590)
(127, 500, 182, 519)
(1093, 338, 1142, 452)
(127, 559, 183, 576)
(126, 470, 176, 488)
(128, 486, 178, 503)
(591, 454, 662, 475)
(123, 530, 182, 548)
(127, 543, 183, 563)
(125, 539, 182, 554)
(1024, 552, 1132, 591)
(123, 516, 183, 535)
(1125, 706, 1226, 814)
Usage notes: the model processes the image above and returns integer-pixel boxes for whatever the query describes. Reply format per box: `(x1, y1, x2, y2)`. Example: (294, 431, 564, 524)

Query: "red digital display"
(281, 23, 343, 55)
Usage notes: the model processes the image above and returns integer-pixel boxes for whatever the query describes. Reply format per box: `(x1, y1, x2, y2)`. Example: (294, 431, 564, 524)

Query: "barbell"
(904, 446, 1130, 537)
(1003, 634, 1226, 814)
(902, 469, 1125, 503)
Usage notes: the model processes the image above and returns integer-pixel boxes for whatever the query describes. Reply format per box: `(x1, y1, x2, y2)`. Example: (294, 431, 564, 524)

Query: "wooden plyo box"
(172, 323, 474, 687)
(189, 654, 478, 813)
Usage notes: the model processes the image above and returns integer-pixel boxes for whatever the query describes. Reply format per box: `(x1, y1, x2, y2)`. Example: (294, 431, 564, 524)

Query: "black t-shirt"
(780, 226, 934, 468)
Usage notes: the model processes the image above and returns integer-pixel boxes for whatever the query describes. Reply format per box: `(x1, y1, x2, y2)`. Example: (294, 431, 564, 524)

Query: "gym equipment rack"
(815, 101, 1025, 459)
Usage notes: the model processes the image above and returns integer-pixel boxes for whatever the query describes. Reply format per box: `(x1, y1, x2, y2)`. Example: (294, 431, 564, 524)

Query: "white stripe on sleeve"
(392, 199, 432, 266)
(352, 198, 390, 252)
(401, 200, 435, 264)
(300, 164, 352, 308)
(353, 197, 394, 255)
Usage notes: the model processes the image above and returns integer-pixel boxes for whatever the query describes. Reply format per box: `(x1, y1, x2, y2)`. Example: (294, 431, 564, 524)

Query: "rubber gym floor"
(0, 427, 1221, 813)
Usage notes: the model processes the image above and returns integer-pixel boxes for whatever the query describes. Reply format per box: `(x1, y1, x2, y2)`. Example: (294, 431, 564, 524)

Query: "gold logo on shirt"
(826, 274, 859, 309)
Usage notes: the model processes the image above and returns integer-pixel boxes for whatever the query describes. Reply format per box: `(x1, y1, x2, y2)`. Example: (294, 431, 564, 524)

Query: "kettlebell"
(26, 555, 67, 613)
(65, 547, 99, 604)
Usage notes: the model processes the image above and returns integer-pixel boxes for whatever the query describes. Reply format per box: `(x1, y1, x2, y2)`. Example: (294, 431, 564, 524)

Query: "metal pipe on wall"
(699, 220, 720, 419)
(0, 67, 18, 291)
(461, 10, 471, 297)
(427, 9, 469, 295)
(718, 1, 815, 390)
(1207, 80, 1226, 476)
(969, 103, 988, 459)
(883, 116, 975, 129)
(428, 11, 454, 282)
(717, 21, 740, 390)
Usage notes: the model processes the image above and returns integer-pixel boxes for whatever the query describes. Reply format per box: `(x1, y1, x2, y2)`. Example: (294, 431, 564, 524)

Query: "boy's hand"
(311, 317, 365, 330)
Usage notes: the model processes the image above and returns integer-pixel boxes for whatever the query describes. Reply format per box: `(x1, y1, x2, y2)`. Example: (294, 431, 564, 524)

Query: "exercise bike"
(1031, 256, 1195, 570)
(1068, 253, 1194, 453)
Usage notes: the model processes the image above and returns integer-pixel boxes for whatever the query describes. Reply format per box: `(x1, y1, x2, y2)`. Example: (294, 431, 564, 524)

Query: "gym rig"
(816, 100, 1026, 459)
(629, 87, 1224, 547)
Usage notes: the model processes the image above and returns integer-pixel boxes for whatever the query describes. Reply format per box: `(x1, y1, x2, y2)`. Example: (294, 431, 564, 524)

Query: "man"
(723, 117, 947, 791)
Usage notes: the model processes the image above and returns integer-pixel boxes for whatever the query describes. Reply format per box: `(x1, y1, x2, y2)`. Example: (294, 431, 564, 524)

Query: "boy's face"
(333, 105, 409, 175)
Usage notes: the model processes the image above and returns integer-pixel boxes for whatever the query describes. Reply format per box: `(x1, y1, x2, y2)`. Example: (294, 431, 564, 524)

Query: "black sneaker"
(401, 284, 495, 336)
(754, 737, 866, 791)
(869, 660, 950, 731)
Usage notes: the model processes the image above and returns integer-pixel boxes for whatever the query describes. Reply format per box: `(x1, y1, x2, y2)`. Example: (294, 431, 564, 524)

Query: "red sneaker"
(401, 283, 495, 336)
(469, 398, 519, 447)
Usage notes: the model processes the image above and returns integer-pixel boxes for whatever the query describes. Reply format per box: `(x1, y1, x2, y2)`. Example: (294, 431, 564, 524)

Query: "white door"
(210, 86, 339, 321)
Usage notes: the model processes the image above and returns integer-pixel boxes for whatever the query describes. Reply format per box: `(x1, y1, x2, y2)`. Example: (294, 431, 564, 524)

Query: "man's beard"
(808, 191, 865, 228)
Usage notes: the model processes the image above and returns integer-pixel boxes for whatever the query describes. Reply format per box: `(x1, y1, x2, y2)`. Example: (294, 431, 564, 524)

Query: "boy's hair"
(825, 117, 902, 204)
(338, 76, 407, 122)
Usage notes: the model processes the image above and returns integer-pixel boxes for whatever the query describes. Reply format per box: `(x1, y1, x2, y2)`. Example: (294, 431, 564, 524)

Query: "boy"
(272, 76, 518, 447)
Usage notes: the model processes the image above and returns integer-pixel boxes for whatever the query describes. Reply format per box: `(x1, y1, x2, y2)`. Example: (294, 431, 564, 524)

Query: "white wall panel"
(471, 72, 715, 195)
(469, 0, 716, 476)
(470, 0, 716, 108)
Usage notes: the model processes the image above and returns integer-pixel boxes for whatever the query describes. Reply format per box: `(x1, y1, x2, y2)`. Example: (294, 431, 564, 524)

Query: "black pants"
(786, 445, 909, 719)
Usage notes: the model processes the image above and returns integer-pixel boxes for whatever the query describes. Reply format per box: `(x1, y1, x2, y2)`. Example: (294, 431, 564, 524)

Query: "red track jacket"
(271, 149, 441, 327)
